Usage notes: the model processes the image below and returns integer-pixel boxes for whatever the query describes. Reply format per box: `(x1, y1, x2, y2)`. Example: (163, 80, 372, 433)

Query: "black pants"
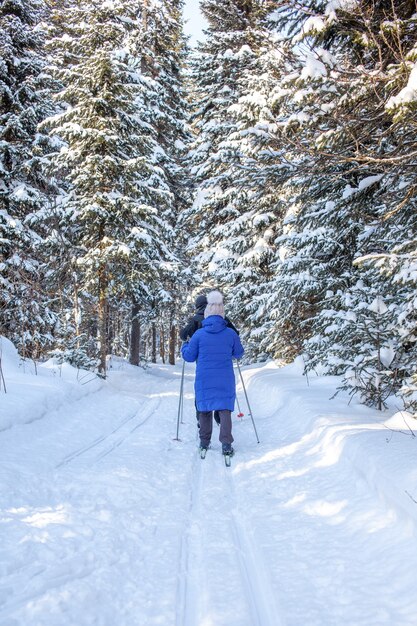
(198, 410, 233, 447)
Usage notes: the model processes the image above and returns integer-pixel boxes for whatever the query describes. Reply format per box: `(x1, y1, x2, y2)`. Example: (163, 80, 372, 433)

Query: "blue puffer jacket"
(181, 315, 244, 412)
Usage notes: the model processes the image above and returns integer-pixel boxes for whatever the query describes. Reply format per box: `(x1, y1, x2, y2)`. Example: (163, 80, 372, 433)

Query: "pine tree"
(128, 0, 191, 366)
(211, 29, 297, 360)
(260, 0, 417, 404)
(0, 0, 57, 358)
(184, 0, 286, 355)
(43, 0, 178, 374)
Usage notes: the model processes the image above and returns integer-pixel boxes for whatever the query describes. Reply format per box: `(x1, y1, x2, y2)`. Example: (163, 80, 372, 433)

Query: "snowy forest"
(1, 0, 417, 415)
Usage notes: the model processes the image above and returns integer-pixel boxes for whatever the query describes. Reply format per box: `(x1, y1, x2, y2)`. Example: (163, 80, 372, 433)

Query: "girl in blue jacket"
(181, 291, 244, 455)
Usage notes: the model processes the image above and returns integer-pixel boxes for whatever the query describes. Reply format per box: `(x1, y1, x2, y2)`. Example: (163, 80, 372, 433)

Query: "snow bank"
(0, 336, 102, 431)
(0, 335, 20, 372)
(241, 360, 417, 528)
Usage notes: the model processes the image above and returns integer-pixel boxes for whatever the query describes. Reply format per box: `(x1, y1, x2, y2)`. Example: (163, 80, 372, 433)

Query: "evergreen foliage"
(0, 0, 57, 358)
(184, 0, 290, 357)
(41, 0, 190, 374)
(1, 0, 416, 416)
(257, 0, 417, 410)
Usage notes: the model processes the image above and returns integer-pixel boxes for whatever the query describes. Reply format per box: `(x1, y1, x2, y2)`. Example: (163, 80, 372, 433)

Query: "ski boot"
(199, 442, 209, 459)
(222, 443, 234, 467)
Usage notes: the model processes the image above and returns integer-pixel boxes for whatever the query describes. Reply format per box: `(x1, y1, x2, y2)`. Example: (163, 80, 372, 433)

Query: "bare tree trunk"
(130, 302, 140, 366)
(169, 322, 176, 365)
(160, 324, 165, 364)
(142, 0, 148, 29)
(152, 323, 157, 363)
(376, 321, 382, 411)
(107, 305, 113, 357)
(72, 270, 80, 348)
(98, 266, 107, 377)
(141, 0, 149, 73)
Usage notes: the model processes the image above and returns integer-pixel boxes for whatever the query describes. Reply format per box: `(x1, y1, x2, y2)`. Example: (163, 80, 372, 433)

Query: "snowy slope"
(1, 341, 417, 626)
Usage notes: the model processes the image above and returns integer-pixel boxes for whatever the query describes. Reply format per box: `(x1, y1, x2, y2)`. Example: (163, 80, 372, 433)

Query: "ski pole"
(174, 360, 185, 441)
(236, 394, 244, 419)
(236, 361, 260, 443)
(180, 370, 185, 424)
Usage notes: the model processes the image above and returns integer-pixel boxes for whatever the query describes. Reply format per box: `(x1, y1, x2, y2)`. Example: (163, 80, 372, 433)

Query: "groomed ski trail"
(175, 446, 283, 626)
(226, 468, 284, 626)
(1, 364, 191, 625)
(2, 360, 417, 625)
(175, 451, 205, 626)
(56, 396, 159, 468)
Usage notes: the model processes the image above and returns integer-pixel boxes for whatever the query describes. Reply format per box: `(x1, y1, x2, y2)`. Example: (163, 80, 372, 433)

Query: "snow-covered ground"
(1, 336, 417, 626)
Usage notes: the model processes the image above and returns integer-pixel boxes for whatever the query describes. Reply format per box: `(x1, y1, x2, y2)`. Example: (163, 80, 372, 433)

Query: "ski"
(223, 448, 234, 467)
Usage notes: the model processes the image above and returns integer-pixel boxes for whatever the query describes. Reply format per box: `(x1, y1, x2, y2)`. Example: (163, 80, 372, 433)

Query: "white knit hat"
(204, 290, 225, 318)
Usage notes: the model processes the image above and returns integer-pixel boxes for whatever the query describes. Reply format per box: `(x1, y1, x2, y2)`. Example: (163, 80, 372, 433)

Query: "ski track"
(0, 371, 174, 626)
(174, 439, 283, 626)
(93, 397, 160, 463)
(226, 470, 284, 626)
(175, 451, 204, 626)
(56, 397, 160, 467)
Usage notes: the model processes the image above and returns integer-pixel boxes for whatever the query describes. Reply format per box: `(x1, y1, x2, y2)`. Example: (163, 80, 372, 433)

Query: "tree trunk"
(152, 323, 157, 363)
(107, 305, 114, 356)
(130, 302, 140, 366)
(376, 322, 382, 411)
(169, 322, 176, 365)
(72, 271, 80, 348)
(141, 0, 149, 73)
(98, 267, 107, 377)
(160, 325, 165, 364)
(142, 0, 148, 30)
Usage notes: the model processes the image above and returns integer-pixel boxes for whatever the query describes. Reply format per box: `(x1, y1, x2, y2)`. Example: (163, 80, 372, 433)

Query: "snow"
(316, 47, 337, 68)
(0, 336, 20, 372)
(358, 174, 383, 190)
(237, 45, 252, 58)
(369, 295, 388, 314)
(191, 187, 209, 211)
(300, 54, 327, 80)
(1, 342, 417, 625)
(325, 0, 358, 21)
(10, 185, 35, 202)
(380, 346, 395, 368)
(221, 46, 252, 61)
(343, 174, 383, 199)
(387, 61, 417, 109)
(298, 16, 326, 38)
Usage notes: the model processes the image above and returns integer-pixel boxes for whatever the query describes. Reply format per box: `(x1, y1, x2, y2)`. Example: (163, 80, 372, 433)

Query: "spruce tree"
(129, 0, 191, 365)
(0, 0, 57, 358)
(43, 0, 177, 374)
(185, 0, 286, 356)
(262, 0, 417, 401)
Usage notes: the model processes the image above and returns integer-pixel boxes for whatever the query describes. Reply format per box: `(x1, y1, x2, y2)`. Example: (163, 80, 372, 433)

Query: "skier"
(181, 290, 244, 458)
(179, 294, 208, 342)
(179, 293, 239, 341)
(180, 293, 239, 427)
